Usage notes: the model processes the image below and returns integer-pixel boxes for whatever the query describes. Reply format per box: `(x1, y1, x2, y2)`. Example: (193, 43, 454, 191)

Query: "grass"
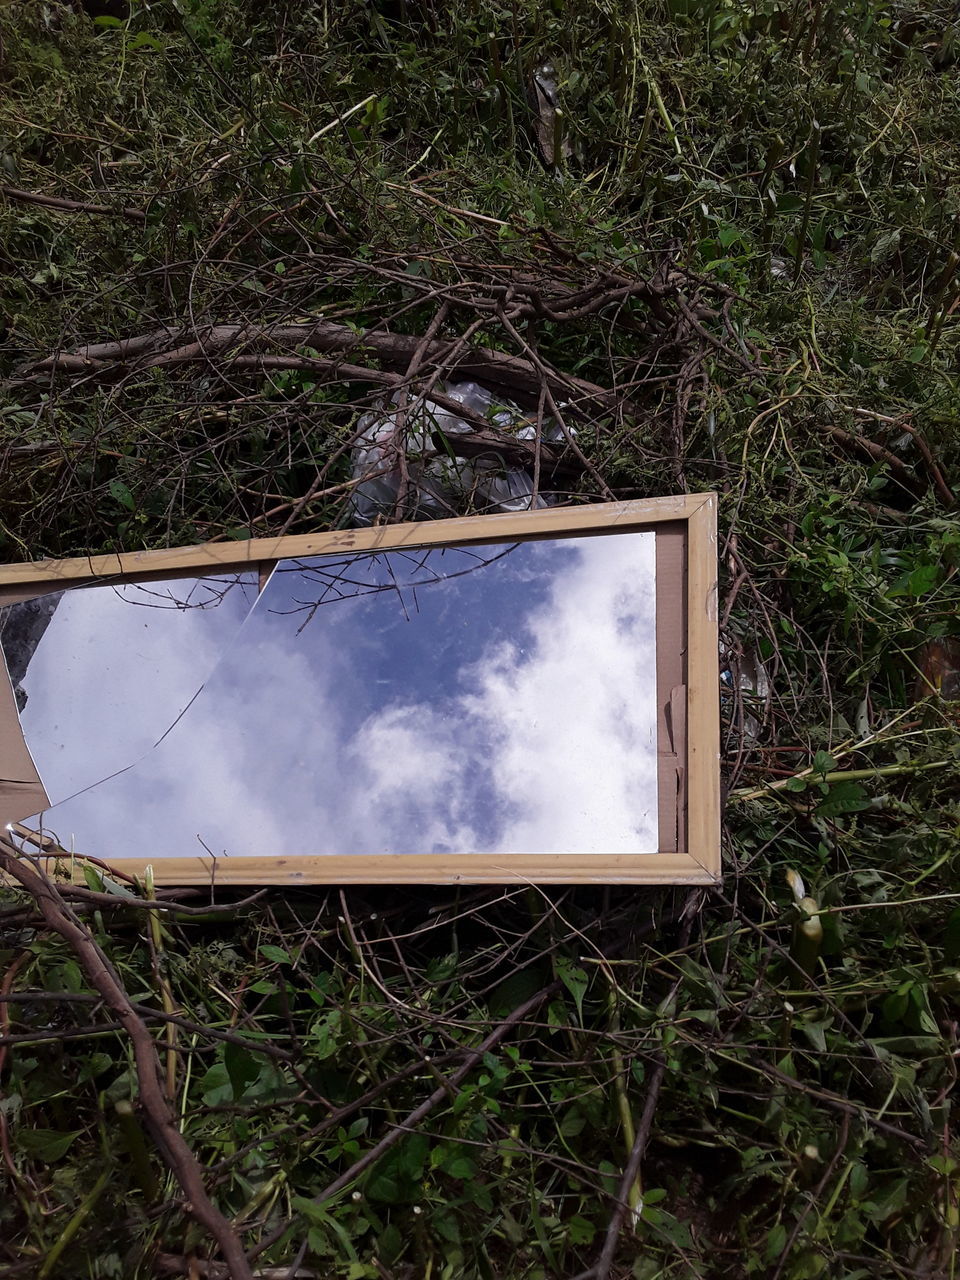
(1, 1, 960, 1276)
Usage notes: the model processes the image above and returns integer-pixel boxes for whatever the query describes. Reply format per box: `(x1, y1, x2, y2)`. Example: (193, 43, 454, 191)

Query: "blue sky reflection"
(25, 533, 658, 859)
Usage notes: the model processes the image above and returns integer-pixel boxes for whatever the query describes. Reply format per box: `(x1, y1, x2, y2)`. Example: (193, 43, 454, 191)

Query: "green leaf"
(78, 1052, 113, 1082)
(776, 193, 804, 215)
(83, 865, 106, 892)
(293, 1197, 329, 1226)
(556, 955, 589, 1022)
(863, 1176, 910, 1224)
(816, 779, 871, 818)
(789, 1249, 827, 1277)
(799, 1018, 831, 1053)
(223, 1042, 260, 1100)
(378, 1223, 404, 1263)
(870, 228, 900, 263)
(309, 1009, 342, 1060)
(560, 1109, 586, 1137)
(871, 1034, 939, 1055)
(764, 1222, 787, 1260)
(566, 1215, 596, 1245)
(345, 1117, 368, 1141)
(849, 1162, 869, 1198)
(598, 1159, 620, 1195)
(366, 1134, 429, 1203)
(129, 31, 164, 51)
(56, 960, 84, 993)
(442, 1154, 477, 1179)
(288, 158, 312, 194)
(432, 1210, 461, 1244)
(882, 985, 910, 1025)
(199, 1062, 233, 1106)
(259, 944, 291, 964)
(109, 479, 135, 510)
(17, 1128, 82, 1161)
(292, 1200, 359, 1259)
(889, 563, 939, 597)
(487, 966, 545, 1018)
(908, 985, 939, 1035)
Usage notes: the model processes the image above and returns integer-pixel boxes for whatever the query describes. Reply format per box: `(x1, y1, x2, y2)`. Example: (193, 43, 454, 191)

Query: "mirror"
(19, 531, 658, 860)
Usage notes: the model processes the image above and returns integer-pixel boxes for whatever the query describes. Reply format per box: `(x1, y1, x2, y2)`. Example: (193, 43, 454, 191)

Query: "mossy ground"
(2, 3, 960, 1277)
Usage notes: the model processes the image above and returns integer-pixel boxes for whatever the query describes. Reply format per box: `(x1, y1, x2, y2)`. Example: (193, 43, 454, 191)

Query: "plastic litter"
(348, 380, 568, 526)
(529, 63, 573, 167)
(720, 640, 770, 741)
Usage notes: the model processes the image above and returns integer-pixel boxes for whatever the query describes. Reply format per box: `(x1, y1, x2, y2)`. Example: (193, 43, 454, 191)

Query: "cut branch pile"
(2, 254, 753, 548)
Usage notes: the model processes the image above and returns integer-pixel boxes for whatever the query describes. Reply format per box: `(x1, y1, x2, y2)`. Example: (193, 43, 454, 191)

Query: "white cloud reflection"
(6, 575, 258, 806)
(24, 534, 659, 859)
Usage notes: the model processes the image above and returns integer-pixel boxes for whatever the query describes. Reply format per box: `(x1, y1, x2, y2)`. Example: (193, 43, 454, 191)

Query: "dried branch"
(0, 183, 148, 222)
(155, 1255, 315, 1279)
(896, 421, 957, 508)
(822, 423, 924, 498)
(18, 319, 617, 413)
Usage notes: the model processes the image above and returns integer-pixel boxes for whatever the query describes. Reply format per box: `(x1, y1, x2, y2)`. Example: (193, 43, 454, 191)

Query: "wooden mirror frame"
(0, 494, 719, 886)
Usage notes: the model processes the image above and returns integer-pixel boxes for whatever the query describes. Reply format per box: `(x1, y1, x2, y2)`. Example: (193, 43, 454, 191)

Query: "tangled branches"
(2, 244, 750, 555)
(0, 840, 703, 1279)
(0, 841, 255, 1280)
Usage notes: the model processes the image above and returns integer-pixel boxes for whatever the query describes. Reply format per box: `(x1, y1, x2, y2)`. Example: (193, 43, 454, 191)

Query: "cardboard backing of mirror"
(0, 496, 719, 885)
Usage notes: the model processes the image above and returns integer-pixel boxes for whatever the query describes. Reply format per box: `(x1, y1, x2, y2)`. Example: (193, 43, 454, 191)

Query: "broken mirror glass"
(0, 573, 260, 813)
(14, 532, 658, 860)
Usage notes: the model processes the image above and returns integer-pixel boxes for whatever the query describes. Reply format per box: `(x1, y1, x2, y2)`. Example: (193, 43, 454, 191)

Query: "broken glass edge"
(0, 570, 263, 811)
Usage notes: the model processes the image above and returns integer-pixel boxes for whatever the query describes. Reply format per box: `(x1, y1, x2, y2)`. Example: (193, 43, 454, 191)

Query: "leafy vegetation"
(2, 1, 960, 1277)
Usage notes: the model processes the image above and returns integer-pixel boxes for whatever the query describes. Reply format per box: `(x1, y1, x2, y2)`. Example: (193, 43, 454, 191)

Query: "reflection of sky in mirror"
(25, 533, 658, 859)
(1, 574, 259, 804)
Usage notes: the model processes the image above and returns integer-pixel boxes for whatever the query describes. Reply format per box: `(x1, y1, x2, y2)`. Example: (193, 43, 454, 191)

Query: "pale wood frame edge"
(683, 493, 721, 882)
(0, 495, 708, 587)
(3, 495, 720, 887)
(44, 853, 718, 886)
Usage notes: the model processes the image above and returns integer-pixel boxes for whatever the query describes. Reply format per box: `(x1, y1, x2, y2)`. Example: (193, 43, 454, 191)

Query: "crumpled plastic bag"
(720, 640, 770, 741)
(348, 380, 568, 526)
(528, 63, 574, 167)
